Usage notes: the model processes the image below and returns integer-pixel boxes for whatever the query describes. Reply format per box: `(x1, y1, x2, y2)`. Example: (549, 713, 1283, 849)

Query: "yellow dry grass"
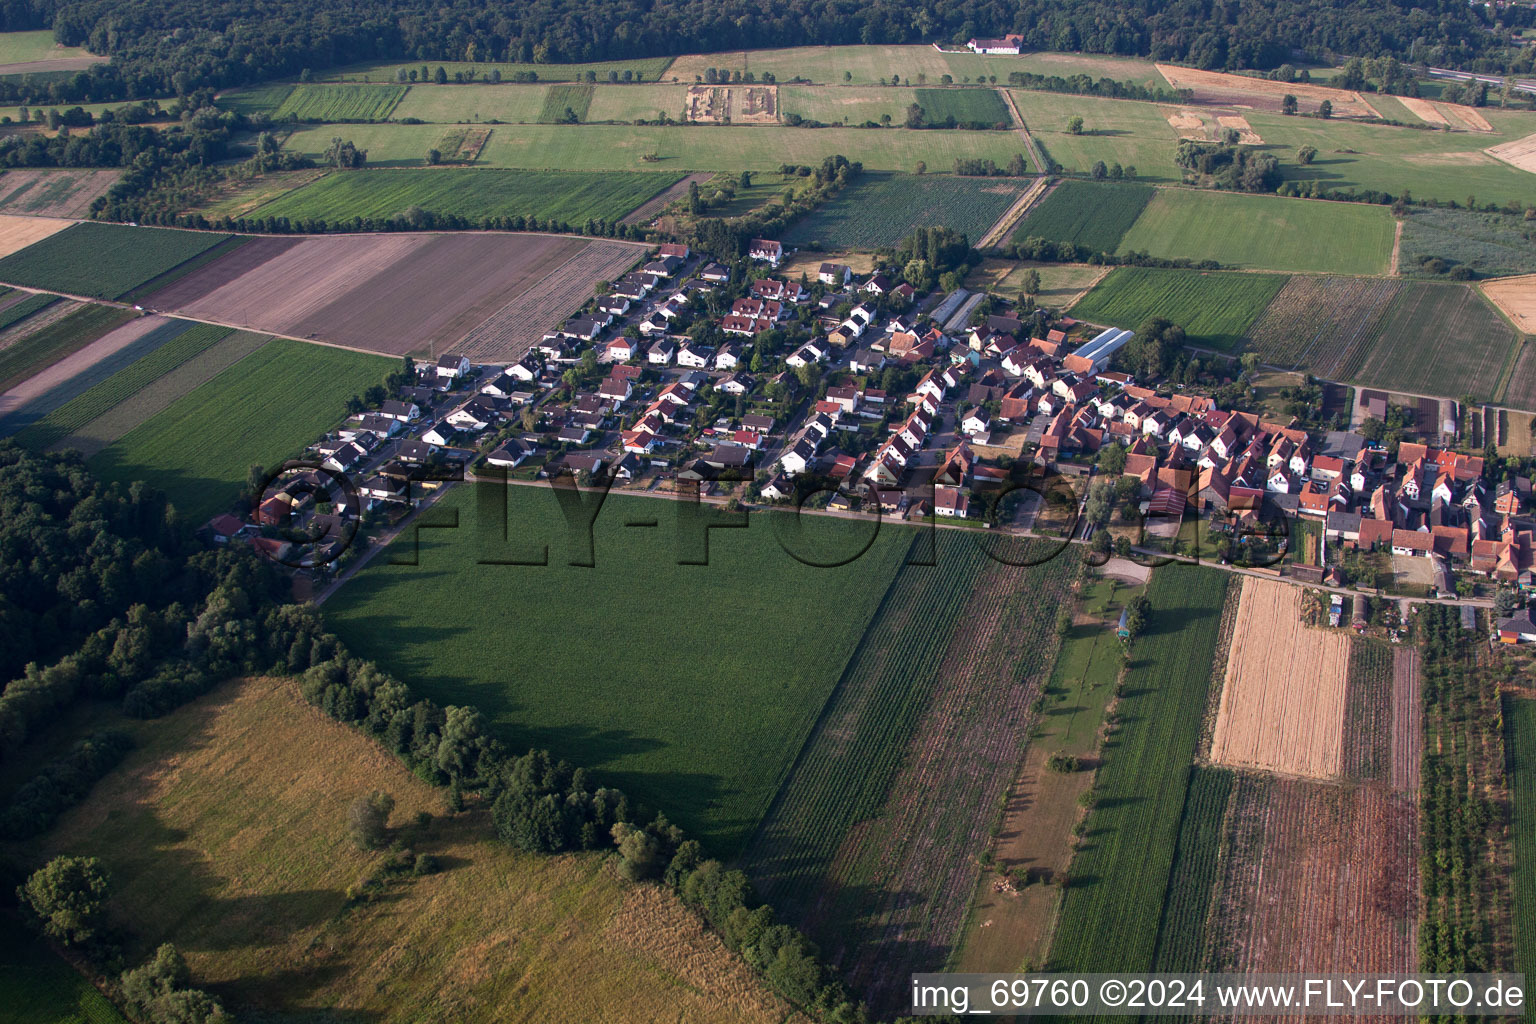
(1166, 109, 1206, 139)
(1437, 102, 1493, 132)
(1399, 96, 1451, 127)
(0, 213, 73, 258)
(1481, 274, 1536, 332)
(1485, 131, 1536, 174)
(1155, 64, 1379, 118)
(1209, 577, 1352, 779)
(1216, 114, 1263, 144)
(33, 677, 799, 1024)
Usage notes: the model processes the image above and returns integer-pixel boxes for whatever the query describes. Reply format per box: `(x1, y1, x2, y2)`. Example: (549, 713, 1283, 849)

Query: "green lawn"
(324, 483, 910, 852)
(0, 223, 234, 299)
(320, 56, 675, 84)
(782, 172, 1029, 248)
(281, 121, 1032, 173)
(0, 29, 100, 66)
(1116, 188, 1394, 274)
(1048, 567, 1229, 973)
(1012, 179, 1154, 251)
(90, 337, 393, 522)
(248, 168, 681, 225)
(1070, 266, 1288, 350)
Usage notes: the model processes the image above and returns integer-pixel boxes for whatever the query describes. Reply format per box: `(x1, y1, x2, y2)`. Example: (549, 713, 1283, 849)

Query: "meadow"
(320, 56, 675, 84)
(90, 337, 392, 522)
(387, 83, 547, 123)
(1398, 206, 1536, 279)
(1069, 266, 1287, 350)
(1344, 282, 1522, 404)
(0, 303, 132, 393)
(539, 83, 594, 122)
(778, 85, 920, 125)
(324, 483, 911, 852)
(280, 121, 1030, 172)
(1116, 189, 1394, 274)
(1048, 567, 1229, 973)
(1011, 179, 1154, 251)
(0, 30, 99, 66)
(0, 223, 235, 299)
(912, 87, 1011, 125)
(271, 83, 407, 121)
(249, 168, 683, 225)
(1011, 91, 1184, 180)
(27, 676, 792, 1023)
(1504, 696, 1536, 990)
(781, 172, 1029, 249)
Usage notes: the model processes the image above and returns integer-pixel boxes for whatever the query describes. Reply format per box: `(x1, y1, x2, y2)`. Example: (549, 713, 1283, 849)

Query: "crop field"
(0, 917, 128, 1024)
(1400, 207, 1536, 280)
(1048, 567, 1229, 973)
(0, 215, 73, 260)
(90, 337, 391, 522)
(1150, 765, 1235, 972)
(325, 484, 909, 852)
(1011, 180, 1153, 252)
(249, 168, 682, 225)
(0, 302, 131, 393)
(0, 222, 234, 299)
(745, 533, 1077, 1010)
(9, 320, 228, 447)
(1482, 275, 1536, 335)
(0, 290, 58, 330)
(33, 677, 794, 1023)
(280, 121, 1032, 172)
(1342, 639, 1395, 783)
(1499, 342, 1536, 413)
(911, 87, 1010, 125)
(0, 170, 117, 219)
(1069, 266, 1286, 351)
(1504, 696, 1536, 986)
(1116, 189, 1394, 274)
(538, 83, 594, 122)
(387, 83, 547, 124)
(781, 172, 1029, 249)
(777, 85, 916, 125)
(1347, 283, 1522, 404)
(1209, 578, 1351, 779)
(1242, 275, 1404, 376)
(1207, 775, 1418, 974)
(321, 56, 675, 84)
(274, 83, 406, 121)
(1011, 91, 1184, 181)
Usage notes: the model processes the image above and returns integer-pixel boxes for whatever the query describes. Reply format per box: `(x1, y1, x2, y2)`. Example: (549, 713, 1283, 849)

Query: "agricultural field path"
(0, 312, 168, 427)
(621, 172, 711, 225)
(1389, 219, 1403, 277)
(978, 175, 1050, 249)
(999, 89, 1047, 176)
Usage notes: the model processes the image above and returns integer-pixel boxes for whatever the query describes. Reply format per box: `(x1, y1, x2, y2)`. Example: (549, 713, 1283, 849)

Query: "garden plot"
(1209, 577, 1352, 779)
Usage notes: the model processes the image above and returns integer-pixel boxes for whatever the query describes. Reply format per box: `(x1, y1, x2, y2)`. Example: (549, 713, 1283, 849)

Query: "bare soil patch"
(1481, 274, 1536, 332)
(0, 169, 117, 218)
(1400, 96, 1451, 127)
(1156, 65, 1379, 118)
(0, 213, 73, 257)
(1166, 109, 1207, 139)
(685, 85, 778, 124)
(1438, 102, 1493, 132)
(1485, 132, 1536, 174)
(144, 235, 304, 309)
(1209, 577, 1351, 779)
(1216, 115, 1262, 144)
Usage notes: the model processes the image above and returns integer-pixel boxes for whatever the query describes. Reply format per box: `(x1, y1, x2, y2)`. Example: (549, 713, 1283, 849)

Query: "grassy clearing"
(1504, 696, 1536, 990)
(1399, 206, 1536, 279)
(0, 223, 234, 299)
(22, 677, 793, 1023)
(782, 172, 1029, 249)
(538, 83, 594, 123)
(249, 168, 682, 225)
(272, 83, 406, 121)
(1117, 189, 1394, 274)
(325, 484, 908, 852)
(1048, 567, 1229, 973)
(1070, 266, 1286, 350)
(1347, 282, 1520, 403)
(13, 322, 232, 449)
(389, 83, 548, 123)
(0, 30, 99, 66)
(281, 121, 1031, 172)
(585, 84, 687, 123)
(0, 303, 132, 393)
(91, 337, 392, 522)
(912, 87, 1010, 125)
(1012, 180, 1154, 251)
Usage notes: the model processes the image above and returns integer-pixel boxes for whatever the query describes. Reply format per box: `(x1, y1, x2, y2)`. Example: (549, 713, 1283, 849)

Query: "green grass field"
(1151, 765, 1234, 972)
(281, 121, 1031, 172)
(1344, 282, 1521, 404)
(249, 168, 681, 225)
(388, 83, 546, 123)
(1012, 91, 1183, 181)
(782, 172, 1029, 248)
(0, 917, 128, 1024)
(11, 321, 230, 449)
(0, 29, 100, 66)
(912, 87, 1010, 125)
(669, 46, 1164, 89)
(271, 83, 406, 121)
(1048, 567, 1228, 973)
(1012, 180, 1154, 251)
(1116, 189, 1394, 274)
(0, 303, 132, 393)
(320, 56, 674, 84)
(90, 337, 392, 522)
(1504, 696, 1536, 991)
(539, 83, 593, 123)
(216, 83, 294, 117)
(0, 223, 234, 299)
(324, 483, 910, 851)
(1070, 266, 1288, 350)
(777, 85, 919, 125)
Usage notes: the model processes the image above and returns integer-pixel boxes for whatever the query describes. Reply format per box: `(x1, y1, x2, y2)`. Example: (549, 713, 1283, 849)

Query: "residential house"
(748, 238, 783, 266)
(818, 262, 852, 287)
(436, 353, 470, 379)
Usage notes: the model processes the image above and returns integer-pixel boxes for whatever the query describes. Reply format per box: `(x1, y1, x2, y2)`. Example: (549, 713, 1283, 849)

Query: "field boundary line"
(1389, 219, 1402, 277)
(978, 175, 1050, 249)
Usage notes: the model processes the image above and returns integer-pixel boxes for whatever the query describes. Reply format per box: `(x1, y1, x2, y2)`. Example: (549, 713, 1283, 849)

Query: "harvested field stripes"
(0, 222, 234, 300)
(10, 321, 230, 447)
(1342, 639, 1394, 783)
(1151, 765, 1235, 974)
(0, 302, 133, 393)
(1503, 696, 1536, 986)
(0, 169, 118, 218)
(1389, 646, 1422, 793)
(1243, 276, 1402, 376)
(0, 212, 75, 257)
(1209, 577, 1351, 780)
(1048, 567, 1229, 974)
(53, 331, 271, 458)
(0, 316, 197, 438)
(1348, 282, 1522, 404)
(0, 290, 58, 331)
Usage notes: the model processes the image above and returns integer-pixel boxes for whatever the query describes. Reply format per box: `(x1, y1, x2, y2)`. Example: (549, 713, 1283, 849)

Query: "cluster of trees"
(1114, 316, 1188, 381)
(1006, 235, 1221, 271)
(0, 730, 133, 839)
(1006, 70, 1190, 103)
(953, 155, 1030, 176)
(889, 225, 975, 293)
(690, 154, 862, 258)
(1174, 140, 1282, 193)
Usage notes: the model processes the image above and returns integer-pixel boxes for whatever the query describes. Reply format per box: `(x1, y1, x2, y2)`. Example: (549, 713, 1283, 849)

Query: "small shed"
(1116, 607, 1131, 640)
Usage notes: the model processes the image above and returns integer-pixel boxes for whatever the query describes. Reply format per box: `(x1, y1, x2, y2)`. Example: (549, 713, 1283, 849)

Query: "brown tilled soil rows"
(1155, 65, 1379, 117)
(150, 232, 644, 360)
(1212, 776, 1418, 987)
(1388, 646, 1422, 792)
(1209, 577, 1351, 779)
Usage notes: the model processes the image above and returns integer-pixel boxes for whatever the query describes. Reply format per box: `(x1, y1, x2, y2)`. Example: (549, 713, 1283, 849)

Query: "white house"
(436, 353, 470, 379)
(648, 339, 675, 365)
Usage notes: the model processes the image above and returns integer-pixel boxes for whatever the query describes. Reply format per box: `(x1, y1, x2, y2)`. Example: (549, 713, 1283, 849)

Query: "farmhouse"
(967, 33, 1024, 53)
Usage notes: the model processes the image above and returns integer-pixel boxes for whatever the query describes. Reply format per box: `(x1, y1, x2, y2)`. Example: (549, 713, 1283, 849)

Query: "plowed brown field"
(1156, 65, 1379, 118)
(1209, 577, 1351, 779)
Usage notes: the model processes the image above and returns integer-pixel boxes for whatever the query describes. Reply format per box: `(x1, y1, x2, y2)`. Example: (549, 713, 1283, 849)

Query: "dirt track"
(1209, 577, 1351, 779)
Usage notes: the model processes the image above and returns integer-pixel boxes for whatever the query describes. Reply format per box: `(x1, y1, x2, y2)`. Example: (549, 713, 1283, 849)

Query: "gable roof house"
(436, 353, 470, 379)
(748, 238, 784, 266)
